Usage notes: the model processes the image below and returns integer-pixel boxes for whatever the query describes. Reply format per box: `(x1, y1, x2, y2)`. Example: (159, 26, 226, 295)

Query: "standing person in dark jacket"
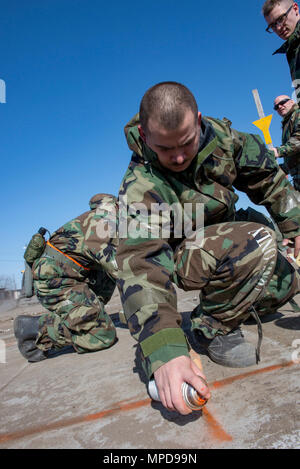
(263, 1, 300, 102)
(273, 94, 300, 190)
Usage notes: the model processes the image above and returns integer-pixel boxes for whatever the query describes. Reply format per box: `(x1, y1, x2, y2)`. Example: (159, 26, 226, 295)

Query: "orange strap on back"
(47, 241, 90, 271)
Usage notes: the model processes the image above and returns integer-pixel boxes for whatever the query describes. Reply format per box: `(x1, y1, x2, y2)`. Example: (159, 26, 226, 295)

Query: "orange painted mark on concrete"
(0, 360, 296, 445)
(0, 398, 152, 444)
(209, 361, 295, 390)
(202, 407, 232, 442)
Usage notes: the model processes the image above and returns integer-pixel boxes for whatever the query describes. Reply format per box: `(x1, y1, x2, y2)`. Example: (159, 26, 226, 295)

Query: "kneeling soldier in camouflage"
(15, 193, 118, 362)
(116, 82, 300, 415)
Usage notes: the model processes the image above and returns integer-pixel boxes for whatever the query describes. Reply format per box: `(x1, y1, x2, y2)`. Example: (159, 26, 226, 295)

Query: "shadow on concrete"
(274, 314, 300, 330)
(244, 311, 284, 325)
(47, 345, 76, 359)
(150, 401, 203, 425)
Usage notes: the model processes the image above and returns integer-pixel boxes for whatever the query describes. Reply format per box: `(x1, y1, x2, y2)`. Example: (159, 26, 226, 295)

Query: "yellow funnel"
(252, 114, 273, 145)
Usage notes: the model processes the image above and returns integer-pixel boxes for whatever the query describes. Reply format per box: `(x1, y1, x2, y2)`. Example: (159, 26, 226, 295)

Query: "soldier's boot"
(195, 327, 257, 368)
(14, 315, 47, 362)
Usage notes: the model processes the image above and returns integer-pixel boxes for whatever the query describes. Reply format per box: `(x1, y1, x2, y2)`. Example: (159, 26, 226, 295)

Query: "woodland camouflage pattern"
(277, 103, 300, 191)
(274, 20, 300, 104)
(117, 113, 300, 378)
(32, 193, 119, 353)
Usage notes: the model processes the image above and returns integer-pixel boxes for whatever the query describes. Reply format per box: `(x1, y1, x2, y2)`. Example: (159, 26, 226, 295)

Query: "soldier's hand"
(282, 235, 300, 261)
(153, 355, 210, 415)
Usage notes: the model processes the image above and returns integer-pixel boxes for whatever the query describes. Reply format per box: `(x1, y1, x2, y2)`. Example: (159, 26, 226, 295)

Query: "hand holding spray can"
(148, 349, 209, 411)
(148, 377, 208, 411)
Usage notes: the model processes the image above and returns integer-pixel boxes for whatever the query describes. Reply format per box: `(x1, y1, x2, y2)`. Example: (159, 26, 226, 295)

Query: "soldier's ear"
(197, 112, 202, 128)
(138, 125, 146, 142)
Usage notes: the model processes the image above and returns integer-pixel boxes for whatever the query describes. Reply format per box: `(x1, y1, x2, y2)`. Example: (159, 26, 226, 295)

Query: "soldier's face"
(265, 2, 299, 40)
(140, 110, 201, 173)
(274, 95, 294, 116)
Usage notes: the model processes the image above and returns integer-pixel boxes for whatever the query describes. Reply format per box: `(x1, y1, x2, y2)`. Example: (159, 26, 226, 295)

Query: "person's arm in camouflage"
(117, 163, 210, 414)
(276, 114, 300, 160)
(117, 166, 188, 368)
(232, 129, 300, 257)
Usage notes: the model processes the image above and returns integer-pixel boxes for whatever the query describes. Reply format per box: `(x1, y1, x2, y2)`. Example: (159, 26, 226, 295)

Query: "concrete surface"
(0, 289, 299, 449)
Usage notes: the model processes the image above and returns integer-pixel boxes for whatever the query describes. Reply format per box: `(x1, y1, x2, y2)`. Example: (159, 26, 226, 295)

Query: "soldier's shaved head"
(274, 94, 295, 116)
(262, 0, 293, 17)
(139, 81, 198, 133)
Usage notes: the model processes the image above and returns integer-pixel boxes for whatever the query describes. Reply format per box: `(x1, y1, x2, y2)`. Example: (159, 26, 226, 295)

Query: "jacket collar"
(273, 20, 300, 55)
(282, 103, 299, 124)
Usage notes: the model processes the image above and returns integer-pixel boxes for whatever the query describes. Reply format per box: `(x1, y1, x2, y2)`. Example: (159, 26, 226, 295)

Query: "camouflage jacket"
(47, 193, 118, 280)
(117, 114, 300, 378)
(273, 20, 300, 103)
(276, 103, 300, 173)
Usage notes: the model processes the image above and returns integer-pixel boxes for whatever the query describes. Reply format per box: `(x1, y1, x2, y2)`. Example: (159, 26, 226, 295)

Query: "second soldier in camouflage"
(15, 193, 119, 361)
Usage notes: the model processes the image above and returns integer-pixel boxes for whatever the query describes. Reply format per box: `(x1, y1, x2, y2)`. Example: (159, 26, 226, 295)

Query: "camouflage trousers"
(235, 206, 283, 248)
(32, 257, 117, 353)
(173, 221, 300, 338)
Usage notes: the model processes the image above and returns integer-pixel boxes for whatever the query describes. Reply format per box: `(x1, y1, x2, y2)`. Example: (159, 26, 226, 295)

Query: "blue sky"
(0, 0, 295, 288)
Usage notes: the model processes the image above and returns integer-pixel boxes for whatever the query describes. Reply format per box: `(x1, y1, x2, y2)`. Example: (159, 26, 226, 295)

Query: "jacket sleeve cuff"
(277, 217, 300, 239)
(140, 328, 190, 379)
(276, 146, 285, 157)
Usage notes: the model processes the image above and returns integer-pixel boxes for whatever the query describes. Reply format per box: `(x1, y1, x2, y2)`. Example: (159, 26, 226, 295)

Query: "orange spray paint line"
(0, 360, 296, 445)
(189, 348, 232, 441)
(202, 407, 233, 442)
